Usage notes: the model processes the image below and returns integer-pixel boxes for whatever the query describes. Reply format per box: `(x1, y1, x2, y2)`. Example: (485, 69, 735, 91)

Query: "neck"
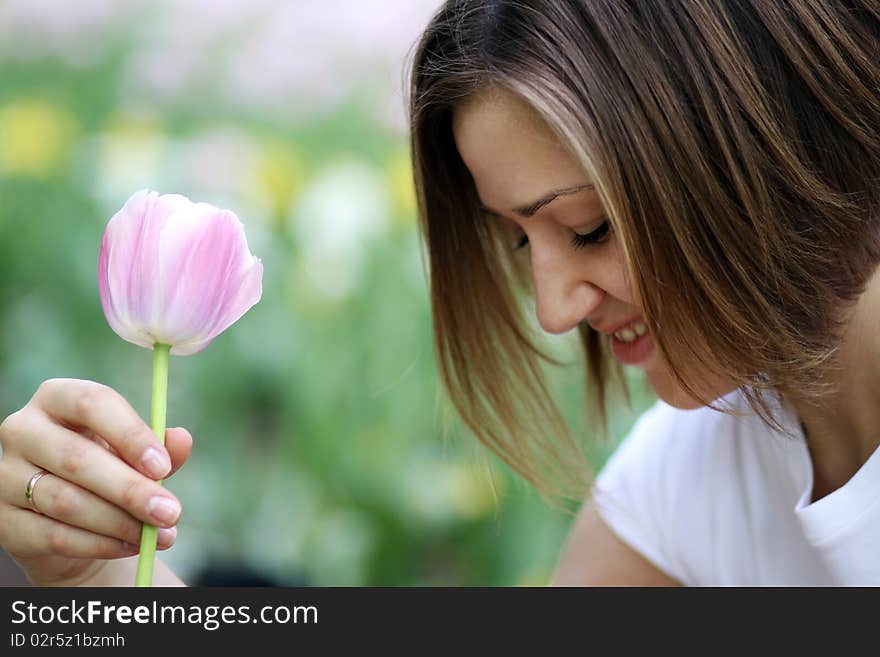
(793, 267, 880, 502)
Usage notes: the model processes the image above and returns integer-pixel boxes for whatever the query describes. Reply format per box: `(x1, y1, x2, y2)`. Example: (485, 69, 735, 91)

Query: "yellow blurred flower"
(0, 99, 79, 178)
(253, 139, 303, 227)
(446, 461, 503, 520)
(385, 147, 417, 227)
(515, 570, 553, 587)
(104, 110, 165, 139)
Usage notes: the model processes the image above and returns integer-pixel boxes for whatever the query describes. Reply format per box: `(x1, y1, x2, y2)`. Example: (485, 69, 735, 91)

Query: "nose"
(531, 242, 605, 335)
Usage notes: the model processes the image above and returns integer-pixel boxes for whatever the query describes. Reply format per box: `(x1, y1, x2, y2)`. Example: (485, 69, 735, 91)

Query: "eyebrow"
(479, 183, 595, 219)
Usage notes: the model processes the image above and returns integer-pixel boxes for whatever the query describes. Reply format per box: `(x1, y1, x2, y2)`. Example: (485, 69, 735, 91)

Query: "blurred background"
(0, 0, 655, 586)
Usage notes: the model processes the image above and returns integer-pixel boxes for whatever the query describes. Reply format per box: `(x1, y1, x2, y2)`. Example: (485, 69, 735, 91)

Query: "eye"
(514, 218, 612, 251)
(570, 218, 611, 250)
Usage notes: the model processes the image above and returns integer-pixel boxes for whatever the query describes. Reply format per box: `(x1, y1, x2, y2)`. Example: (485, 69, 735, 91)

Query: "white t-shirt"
(592, 388, 880, 585)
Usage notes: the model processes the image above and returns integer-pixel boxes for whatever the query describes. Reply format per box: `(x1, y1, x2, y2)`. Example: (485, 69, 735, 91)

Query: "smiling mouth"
(612, 320, 648, 343)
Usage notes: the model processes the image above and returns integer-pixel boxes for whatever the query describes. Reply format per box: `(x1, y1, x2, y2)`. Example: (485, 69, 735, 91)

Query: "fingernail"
(142, 447, 171, 478)
(147, 496, 181, 525)
(158, 526, 178, 546)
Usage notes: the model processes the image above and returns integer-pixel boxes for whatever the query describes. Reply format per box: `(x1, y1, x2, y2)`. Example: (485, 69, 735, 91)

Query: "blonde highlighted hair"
(408, 0, 880, 501)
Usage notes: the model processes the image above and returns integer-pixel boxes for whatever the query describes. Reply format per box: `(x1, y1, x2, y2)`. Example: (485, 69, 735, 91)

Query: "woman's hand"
(0, 378, 192, 586)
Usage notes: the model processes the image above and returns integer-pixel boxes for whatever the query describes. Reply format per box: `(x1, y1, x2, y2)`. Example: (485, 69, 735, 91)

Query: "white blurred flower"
(399, 459, 500, 527)
(166, 126, 262, 206)
(83, 111, 170, 208)
(289, 159, 392, 301)
(0, 0, 147, 67)
(122, 0, 274, 103)
(242, 464, 321, 582)
(0, 0, 442, 131)
(218, 0, 441, 128)
(304, 508, 375, 586)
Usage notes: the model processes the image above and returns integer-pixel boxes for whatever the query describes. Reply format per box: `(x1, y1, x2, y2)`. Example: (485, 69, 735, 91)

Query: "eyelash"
(514, 218, 612, 251)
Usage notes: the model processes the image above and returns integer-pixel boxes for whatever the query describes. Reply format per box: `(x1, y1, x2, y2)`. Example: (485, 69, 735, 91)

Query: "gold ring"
(25, 470, 48, 514)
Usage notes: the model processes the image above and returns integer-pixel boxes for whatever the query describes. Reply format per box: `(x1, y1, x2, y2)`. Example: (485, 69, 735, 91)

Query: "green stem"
(135, 342, 171, 587)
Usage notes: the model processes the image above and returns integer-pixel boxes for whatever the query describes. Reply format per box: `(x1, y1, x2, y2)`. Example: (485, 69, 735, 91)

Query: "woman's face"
(452, 87, 736, 409)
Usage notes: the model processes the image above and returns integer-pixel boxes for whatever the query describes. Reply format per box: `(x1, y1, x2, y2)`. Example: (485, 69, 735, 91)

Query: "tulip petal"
(99, 189, 262, 354)
(171, 257, 264, 355)
(183, 256, 264, 355)
(100, 189, 162, 349)
(156, 204, 262, 353)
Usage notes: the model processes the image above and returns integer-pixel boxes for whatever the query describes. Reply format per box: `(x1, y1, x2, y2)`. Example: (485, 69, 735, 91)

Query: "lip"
(609, 328, 654, 366)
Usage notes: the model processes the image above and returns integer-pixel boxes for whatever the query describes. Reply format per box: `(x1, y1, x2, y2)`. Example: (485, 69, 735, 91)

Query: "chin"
(645, 367, 739, 410)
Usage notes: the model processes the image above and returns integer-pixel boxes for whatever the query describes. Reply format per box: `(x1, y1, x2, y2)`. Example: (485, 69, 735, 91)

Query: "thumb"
(162, 426, 194, 478)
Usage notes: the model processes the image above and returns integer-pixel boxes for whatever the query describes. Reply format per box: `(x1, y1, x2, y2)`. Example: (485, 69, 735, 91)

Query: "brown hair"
(408, 0, 880, 501)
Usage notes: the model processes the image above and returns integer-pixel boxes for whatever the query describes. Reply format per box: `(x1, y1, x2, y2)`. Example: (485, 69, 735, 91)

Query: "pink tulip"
(98, 189, 263, 355)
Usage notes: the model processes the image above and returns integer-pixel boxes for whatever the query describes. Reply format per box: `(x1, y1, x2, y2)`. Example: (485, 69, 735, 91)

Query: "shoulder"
(591, 388, 791, 584)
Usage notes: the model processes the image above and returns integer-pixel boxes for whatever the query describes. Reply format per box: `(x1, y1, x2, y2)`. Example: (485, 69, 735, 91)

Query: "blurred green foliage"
(0, 16, 655, 586)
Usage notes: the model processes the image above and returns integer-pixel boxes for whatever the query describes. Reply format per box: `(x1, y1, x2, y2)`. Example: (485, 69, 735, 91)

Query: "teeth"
(614, 321, 647, 343)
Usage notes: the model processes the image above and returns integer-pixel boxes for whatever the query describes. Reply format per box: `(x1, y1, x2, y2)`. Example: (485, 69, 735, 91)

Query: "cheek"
(598, 247, 636, 305)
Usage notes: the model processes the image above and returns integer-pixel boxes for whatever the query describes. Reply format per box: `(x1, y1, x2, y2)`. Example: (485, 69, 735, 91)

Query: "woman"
(1, 0, 878, 586)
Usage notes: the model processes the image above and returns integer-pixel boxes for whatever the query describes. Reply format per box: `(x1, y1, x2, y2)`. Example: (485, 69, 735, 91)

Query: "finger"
(85, 431, 120, 458)
(0, 503, 134, 560)
(22, 412, 183, 529)
(0, 458, 177, 548)
(0, 505, 176, 561)
(164, 427, 193, 478)
(90, 427, 189, 477)
(33, 378, 172, 479)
